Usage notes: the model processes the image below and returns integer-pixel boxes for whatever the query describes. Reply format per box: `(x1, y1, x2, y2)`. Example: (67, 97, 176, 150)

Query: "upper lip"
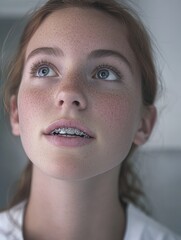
(44, 119, 95, 138)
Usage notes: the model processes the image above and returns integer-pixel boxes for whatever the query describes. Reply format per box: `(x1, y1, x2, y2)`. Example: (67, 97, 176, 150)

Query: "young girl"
(0, 0, 180, 239)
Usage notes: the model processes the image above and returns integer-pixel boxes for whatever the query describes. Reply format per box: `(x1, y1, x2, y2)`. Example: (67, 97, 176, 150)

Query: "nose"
(55, 81, 88, 111)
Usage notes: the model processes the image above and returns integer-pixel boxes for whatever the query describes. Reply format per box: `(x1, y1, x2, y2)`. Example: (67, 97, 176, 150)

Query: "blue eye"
(97, 69, 110, 79)
(30, 61, 58, 78)
(36, 65, 56, 77)
(94, 66, 121, 81)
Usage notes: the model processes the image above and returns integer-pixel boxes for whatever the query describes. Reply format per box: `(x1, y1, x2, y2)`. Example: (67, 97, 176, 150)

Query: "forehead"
(26, 7, 137, 65)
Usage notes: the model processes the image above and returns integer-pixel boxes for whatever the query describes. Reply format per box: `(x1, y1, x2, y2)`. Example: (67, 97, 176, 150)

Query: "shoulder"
(124, 203, 181, 240)
(0, 202, 25, 240)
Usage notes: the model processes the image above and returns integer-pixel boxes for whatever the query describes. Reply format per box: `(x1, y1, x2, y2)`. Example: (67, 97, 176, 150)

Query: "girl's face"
(10, 7, 152, 180)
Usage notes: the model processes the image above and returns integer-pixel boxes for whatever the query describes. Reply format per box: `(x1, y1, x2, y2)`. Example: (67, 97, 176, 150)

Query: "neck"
(24, 165, 125, 240)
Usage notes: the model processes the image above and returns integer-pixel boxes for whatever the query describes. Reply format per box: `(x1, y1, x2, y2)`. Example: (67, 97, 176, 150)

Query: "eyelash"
(29, 61, 123, 80)
(30, 60, 57, 77)
(95, 64, 123, 80)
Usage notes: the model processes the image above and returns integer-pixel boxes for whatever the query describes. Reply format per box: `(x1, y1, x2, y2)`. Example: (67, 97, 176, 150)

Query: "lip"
(43, 119, 95, 148)
(44, 119, 95, 138)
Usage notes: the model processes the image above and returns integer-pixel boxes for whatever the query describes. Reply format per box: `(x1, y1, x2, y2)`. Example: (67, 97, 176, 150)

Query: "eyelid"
(93, 64, 123, 80)
(30, 60, 59, 77)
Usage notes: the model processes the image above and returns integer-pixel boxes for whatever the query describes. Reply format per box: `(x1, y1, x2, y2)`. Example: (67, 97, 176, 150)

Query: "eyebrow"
(26, 47, 64, 62)
(88, 49, 133, 74)
(26, 47, 133, 73)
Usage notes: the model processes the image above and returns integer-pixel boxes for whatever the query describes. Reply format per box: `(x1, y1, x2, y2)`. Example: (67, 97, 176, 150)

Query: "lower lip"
(44, 135, 94, 147)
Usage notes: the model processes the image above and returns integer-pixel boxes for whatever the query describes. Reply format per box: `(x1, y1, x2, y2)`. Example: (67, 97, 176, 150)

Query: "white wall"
(0, 0, 46, 17)
(131, 0, 181, 149)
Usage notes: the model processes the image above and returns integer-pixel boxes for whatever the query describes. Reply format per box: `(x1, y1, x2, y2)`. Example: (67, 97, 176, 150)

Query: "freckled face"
(15, 8, 143, 180)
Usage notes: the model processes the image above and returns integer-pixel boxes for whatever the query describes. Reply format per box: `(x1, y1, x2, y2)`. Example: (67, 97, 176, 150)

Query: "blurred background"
(0, 0, 181, 236)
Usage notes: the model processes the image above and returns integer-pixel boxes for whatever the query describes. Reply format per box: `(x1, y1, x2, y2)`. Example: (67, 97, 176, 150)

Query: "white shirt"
(0, 202, 25, 240)
(0, 202, 180, 240)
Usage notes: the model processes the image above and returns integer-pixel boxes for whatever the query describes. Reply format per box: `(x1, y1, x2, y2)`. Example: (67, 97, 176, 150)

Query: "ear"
(10, 95, 20, 136)
(133, 105, 157, 146)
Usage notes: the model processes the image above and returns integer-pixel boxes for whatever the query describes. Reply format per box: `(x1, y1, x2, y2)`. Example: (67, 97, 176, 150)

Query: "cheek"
(94, 91, 141, 129)
(93, 90, 142, 158)
(17, 86, 53, 163)
(18, 86, 50, 116)
(17, 87, 49, 135)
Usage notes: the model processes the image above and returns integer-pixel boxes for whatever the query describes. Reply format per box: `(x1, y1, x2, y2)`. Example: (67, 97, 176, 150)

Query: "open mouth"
(50, 127, 92, 139)
(44, 120, 95, 147)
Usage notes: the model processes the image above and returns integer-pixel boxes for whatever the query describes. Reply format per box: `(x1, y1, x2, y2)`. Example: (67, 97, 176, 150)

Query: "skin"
(10, 7, 156, 240)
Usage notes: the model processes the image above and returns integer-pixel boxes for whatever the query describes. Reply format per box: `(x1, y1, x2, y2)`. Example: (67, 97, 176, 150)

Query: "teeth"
(51, 127, 90, 138)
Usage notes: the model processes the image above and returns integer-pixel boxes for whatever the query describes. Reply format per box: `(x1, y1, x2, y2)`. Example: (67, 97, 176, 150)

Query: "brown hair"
(3, 0, 157, 210)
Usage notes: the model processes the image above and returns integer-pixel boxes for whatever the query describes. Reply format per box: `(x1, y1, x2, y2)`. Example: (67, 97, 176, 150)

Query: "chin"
(29, 149, 123, 181)
(31, 154, 90, 181)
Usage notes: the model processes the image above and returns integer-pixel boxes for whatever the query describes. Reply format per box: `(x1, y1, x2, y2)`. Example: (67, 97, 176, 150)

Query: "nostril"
(59, 99, 80, 106)
(57, 92, 86, 109)
(60, 100, 64, 105)
(74, 101, 80, 106)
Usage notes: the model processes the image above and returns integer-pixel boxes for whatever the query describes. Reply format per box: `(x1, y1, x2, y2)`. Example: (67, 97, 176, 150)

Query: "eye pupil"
(38, 67, 50, 76)
(98, 69, 109, 79)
